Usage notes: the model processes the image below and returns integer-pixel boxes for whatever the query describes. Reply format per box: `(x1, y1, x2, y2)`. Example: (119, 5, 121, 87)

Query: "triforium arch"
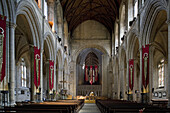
(76, 48, 103, 96)
(141, 0, 167, 45)
(119, 1, 127, 43)
(56, 1, 63, 39)
(0, 0, 15, 23)
(16, 0, 41, 47)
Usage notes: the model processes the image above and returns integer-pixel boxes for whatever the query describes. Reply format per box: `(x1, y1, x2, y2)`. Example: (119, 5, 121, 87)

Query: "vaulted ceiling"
(60, 0, 121, 32)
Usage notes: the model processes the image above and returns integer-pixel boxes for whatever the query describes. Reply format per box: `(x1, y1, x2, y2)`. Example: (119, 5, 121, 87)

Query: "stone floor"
(79, 103, 101, 113)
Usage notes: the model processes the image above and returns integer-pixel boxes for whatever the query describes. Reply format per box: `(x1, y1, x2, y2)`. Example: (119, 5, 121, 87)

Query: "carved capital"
(166, 20, 170, 25)
(6, 21, 17, 28)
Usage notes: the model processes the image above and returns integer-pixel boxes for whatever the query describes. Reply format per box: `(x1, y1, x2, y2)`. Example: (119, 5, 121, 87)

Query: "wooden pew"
(96, 99, 170, 113)
(1, 99, 84, 113)
(151, 99, 168, 107)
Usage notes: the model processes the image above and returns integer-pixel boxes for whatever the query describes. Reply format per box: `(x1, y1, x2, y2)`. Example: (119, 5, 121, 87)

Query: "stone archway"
(76, 48, 103, 96)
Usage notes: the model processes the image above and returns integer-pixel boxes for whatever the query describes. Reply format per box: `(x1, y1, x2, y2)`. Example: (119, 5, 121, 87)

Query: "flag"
(129, 59, 134, 90)
(142, 45, 149, 89)
(95, 65, 98, 82)
(85, 66, 88, 82)
(49, 60, 54, 90)
(93, 67, 95, 83)
(90, 66, 93, 85)
(34, 47, 40, 89)
(0, 15, 6, 82)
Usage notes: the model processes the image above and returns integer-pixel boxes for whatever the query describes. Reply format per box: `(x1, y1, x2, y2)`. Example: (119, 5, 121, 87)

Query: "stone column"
(45, 61, 50, 99)
(126, 60, 129, 100)
(123, 68, 127, 100)
(53, 57, 56, 100)
(102, 54, 109, 97)
(73, 61, 77, 97)
(4, 21, 9, 104)
(9, 22, 16, 106)
(139, 47, 142, 103)
(40, 49, 44, 101)
(167, 0, 170, 106)
(30, 46, 36, 102)
(148, 46, 154, 102)
(48, 0, 54, 22)
(117, 20, 120, 47)
(40, 0, 44, 101)
(133, 59, 138, 101)
(108, 62, 112, 98)
(112, 32, 115, 56)
(47, 0, 55, 31)
(69, 60, 76, 97)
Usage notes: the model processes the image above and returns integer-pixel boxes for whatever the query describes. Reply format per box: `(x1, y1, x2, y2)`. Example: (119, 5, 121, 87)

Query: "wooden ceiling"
(60, 0, 121, 32)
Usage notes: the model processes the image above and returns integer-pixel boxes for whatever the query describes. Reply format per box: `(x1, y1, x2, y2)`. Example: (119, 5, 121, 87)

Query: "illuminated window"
(158, 59, 164, 88)
(35, 0, 41, 8)
(21, 58, 26, 87)
(134, 0, 138, 18)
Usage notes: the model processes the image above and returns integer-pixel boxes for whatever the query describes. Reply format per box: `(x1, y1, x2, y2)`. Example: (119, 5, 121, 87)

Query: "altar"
(85, 92, 96, 103)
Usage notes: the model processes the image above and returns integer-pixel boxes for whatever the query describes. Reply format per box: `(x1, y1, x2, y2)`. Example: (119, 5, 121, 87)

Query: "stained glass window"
(158, 59, 164, 88)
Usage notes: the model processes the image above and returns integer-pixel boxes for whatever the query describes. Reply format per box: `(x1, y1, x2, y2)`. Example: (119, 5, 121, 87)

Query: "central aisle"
(79, 103, 101, 113)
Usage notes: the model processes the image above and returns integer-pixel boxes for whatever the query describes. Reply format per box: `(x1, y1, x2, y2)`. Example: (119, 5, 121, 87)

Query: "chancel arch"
(76, 48, 103, 96)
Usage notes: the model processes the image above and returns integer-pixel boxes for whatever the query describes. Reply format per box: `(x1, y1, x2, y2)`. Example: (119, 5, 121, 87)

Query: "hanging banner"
(85, 66, 88, 82)
(34, 47, 40, 89)
(95, 65, 98, 82)
(142, 44, 149, 91)
(49, 60, 54, 90)
(93, 67, 95, 83)
(129, 59, 134, 91)
(90, 66, 93, 85)
(0, 15, 6, 82)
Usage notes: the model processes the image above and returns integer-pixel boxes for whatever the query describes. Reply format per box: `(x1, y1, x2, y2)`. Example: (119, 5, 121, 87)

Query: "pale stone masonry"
(0, 0, 170, 108)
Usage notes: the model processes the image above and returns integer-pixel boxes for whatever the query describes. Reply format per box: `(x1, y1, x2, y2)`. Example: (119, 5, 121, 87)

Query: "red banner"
(142, 45, 149, 89)
(85, 66, 88, 81)
(129, 59, 134, 90)
(34, 47, 40, 89)
(49, 60, 54, 90)
(0, 15, 6, 82)
(95, 65, 98, 82)
(90, 66, 93, 85)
